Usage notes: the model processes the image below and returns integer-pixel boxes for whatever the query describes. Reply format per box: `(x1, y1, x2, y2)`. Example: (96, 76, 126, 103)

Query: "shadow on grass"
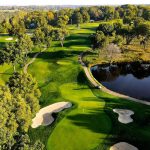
(28, 50, 81, 60)
(62, 40, 91, 48)
(66, 107, 114, 150)
(66, 33, 91, 40)
(0, 72, 12, 75)
(82, 27, 97, 32)
(0, 33, 9, 36)
(0, 42, 7, 48)
(77, 70, 88, 85)
(67, 108, 110, 133)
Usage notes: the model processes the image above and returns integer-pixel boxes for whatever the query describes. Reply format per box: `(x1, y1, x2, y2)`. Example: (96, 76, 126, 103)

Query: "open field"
(0, 22, 150, 150)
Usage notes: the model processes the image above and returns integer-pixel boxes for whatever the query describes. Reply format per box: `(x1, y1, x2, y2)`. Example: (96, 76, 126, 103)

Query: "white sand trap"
(110, 142, 138, 150)
(31, 102, 72, 128)
(113, 109, 134, 124)
(5, 37, 13, 41)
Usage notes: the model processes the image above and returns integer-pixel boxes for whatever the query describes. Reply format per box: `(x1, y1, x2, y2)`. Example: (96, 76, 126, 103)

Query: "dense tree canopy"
(0, 85, 31, 149)
(0, 72, 43, 149)
(72, 11, 83, 28)
(91, 31, 109, 49)
(8, 72, 41, 117)
(97, 23, 114, 35)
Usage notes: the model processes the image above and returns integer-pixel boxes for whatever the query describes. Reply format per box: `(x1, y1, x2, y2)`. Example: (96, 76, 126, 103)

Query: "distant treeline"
(0, 5, 149, 24)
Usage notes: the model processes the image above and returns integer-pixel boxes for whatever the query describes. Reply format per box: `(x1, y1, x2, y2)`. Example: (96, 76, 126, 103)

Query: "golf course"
(0, 21, 150, 150)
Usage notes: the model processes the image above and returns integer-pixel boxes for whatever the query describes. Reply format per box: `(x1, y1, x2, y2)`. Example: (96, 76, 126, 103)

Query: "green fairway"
(27, 22, 113, 149)
(0, 22, 150, 150)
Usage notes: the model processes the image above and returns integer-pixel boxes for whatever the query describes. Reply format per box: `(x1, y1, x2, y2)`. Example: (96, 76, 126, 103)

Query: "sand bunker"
(110, 142, 138, 150)
(113, 109, 134, 124)
(31, 102, 72, 128)
(5, 37, 13, 41)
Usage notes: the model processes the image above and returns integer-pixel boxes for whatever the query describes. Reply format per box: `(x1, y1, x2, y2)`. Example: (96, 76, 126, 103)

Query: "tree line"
(0, 5, 150, 31)
(91, 19, 150, 49)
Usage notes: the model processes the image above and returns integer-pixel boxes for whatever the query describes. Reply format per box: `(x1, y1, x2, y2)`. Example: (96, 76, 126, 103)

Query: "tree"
(37, 16, 48, 28)
(88, 6, 102, 20)
(12, 134, 45, 150)
(114, 11, 120, 19)
(0, 24, 6, 33)
(122, 5, 138, 19)
(104, 43, 122, 63)
(1, 43, 24, 72)
(7, 72, 41, 117)
(44, 36, 52, 48)
(47, 11, 55, 21)
(81, 10, 90, 23)
(142, 7, 150, 21)
(97, 23, 114, 35)
(0, 86, 32, 149)
(17, 34, 33, 64)
(91, 31, 109, 49)
(9, 17, 26, 36)
(0, 73, 43, 149)
(1, 19, 11, 33)
(55, 28, 69, 47)
(135, 23, 150, 49)
(57, 15, 69, 28)
(72, 12, 83, 28)
(117, 7, 124, 18)
(113, 35, 124, 46)
(133, 17, 144, 27)
(41, 24, 53, 37)
(32, 140, 45, 150)
(135, 23, 150, 37)
(33, 28, 45, 46)
(123, 16, 132, 24)
(40, 25, 53, 48)
(0, 86, 18, 149)
(119, 26, 135, 45)
(0, 34, 33, 72)
(113, 22, 123, 34)
(103, 6, 115, 20)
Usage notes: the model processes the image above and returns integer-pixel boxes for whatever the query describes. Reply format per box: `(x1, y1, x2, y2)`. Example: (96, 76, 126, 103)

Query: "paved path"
(79, 52, 150, 106)
(24, 48, 46, 74)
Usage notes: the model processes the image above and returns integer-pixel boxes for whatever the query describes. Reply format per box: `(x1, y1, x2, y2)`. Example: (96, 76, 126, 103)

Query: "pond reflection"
(91, 62, 150, 101)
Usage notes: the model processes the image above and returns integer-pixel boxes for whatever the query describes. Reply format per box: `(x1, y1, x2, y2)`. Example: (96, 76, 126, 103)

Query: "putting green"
(47, 83, 111, 150)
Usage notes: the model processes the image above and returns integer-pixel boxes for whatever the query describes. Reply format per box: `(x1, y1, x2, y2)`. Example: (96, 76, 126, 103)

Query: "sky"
(0, 0, 149, 6)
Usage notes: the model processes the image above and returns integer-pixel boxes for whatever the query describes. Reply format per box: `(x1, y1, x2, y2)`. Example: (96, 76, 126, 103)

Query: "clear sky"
(0, 0, 149, 6)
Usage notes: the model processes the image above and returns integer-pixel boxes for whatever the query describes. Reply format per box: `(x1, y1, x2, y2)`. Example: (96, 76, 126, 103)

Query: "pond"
(91, 62, 150, 101)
